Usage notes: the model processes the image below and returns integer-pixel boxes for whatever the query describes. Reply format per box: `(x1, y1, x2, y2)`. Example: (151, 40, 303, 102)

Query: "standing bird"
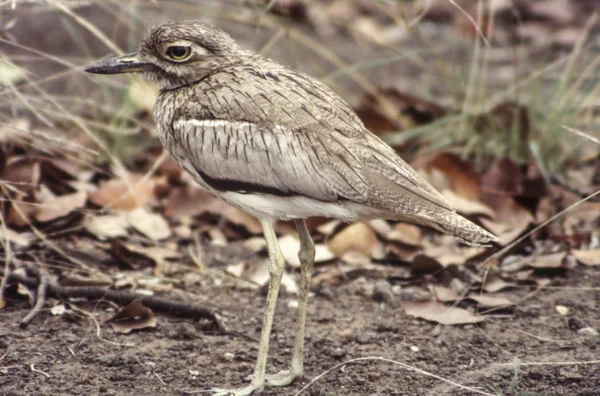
(86, 21, 497, 395)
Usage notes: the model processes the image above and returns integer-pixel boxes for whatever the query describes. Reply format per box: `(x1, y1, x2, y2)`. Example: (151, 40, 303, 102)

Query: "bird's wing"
(171, 118, 370, 203)
(179, 59, 452, 211)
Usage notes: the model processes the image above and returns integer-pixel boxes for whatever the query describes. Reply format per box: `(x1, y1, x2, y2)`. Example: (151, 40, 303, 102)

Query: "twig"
(294, 356, 495, 396)
(3, 272, 228, 331)
(30, 364, 50, 378)
(19, 264, 49, 328)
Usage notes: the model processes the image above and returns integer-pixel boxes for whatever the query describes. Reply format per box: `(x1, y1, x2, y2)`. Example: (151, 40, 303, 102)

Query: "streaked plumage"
(85, 20, 498, 396)
(146, 22, 496, 246)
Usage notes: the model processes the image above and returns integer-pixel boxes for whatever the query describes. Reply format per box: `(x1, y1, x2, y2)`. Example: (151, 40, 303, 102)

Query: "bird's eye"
(166, 46, 192, 61)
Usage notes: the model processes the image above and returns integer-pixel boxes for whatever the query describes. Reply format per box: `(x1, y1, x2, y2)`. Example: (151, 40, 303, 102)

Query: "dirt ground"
(1, 249, 599, 396)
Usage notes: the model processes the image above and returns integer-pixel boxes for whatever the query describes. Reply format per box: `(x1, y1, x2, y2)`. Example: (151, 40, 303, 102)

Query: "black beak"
(85, 53, 149, 74)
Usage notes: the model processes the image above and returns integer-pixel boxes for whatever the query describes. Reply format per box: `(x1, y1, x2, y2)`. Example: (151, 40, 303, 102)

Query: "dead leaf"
(278, 235, 334, 267)
(468, 294, 514, 308)
(0, 227, 33, 248)
(482, 278, 515, 293)
(388, 222, 422, 247)
(354, 87, 446, 134)
(164, 186, 216, 219)
(35, 191, 87, 222)
(90, 174, 154, 211)
(480, 200, 533, 245)
(405, 300, 485, 325)
(528, 252, 565, 269)
(107, 299, 156, 334)
(127, 208, 171, 241)
(279, 234, 301, 267)
(328, 222, 379, 257)
(84, 214, 129, 239)
(572, 249, 600, 266)
(429, 285, 459, 302)
(221, 206, 262, 235)
(410, 254, 443, 273)
(440, 189, 495, 217)
(424, 152, 482, 200)
(109, 239, 156, 270)
(7, 194, 37, 227)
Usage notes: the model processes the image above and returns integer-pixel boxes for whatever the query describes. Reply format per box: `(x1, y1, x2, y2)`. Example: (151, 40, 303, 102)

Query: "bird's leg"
(266, 219, 315, 387)
(211, 219, 285, 396)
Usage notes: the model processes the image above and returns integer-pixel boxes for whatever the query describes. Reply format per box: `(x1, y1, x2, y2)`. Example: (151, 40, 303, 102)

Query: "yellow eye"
(166, 46, 192, 61)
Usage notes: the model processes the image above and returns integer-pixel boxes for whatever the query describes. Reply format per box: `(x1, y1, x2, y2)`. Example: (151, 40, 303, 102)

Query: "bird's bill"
(85, 53, 149, 74)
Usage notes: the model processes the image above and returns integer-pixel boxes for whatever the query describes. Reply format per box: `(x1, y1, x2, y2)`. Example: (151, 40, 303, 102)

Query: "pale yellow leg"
(265, 219, 315, 386)
(212, 219, 285, 396)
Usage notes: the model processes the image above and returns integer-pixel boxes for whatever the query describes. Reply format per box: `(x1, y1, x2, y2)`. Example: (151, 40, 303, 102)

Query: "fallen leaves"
(106, 299, 157, 334)
(327, 222, 381, 258)
(572, 249, 600, 266)
(127, 208, 171, 241)
(90, 174, 155, 211)
(354, 87, 446, 134)
(35, 191, 87, 222)
(405, 300, 485, 325)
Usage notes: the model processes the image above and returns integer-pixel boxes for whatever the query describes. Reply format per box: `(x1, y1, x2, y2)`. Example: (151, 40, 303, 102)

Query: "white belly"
(173, 154, 390, 221)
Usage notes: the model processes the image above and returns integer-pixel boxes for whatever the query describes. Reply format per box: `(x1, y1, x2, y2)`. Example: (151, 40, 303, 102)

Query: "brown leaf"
(468, 294, 514, 308)
(410, 254, 443, 273)
(572, 250, 600, 266)
(388, 222, 422, 247)
(127, 208, 171, 241)
(109, 239, 156, 270)
(7, 193, 37, 227)
(429, 285, 459, 302)
(35, 191, 87, 222)
(327, 222, 379, 257)
(163, 186, 216, 219)
(354, 87, 446, 134)
(424, 153, 482, 200)
(405, 300, 485, 325)
(440, 190, 495, 217)
(90, 174, 154, 211)
(222, 206, 263, 235)
(480, 199, 533, 245)
(0, 227, 33, 247)
(107, 299, 156, 334)
(277, 235, 334, 267)
(482, 278, 515, 293)
(84, 214, 129, 239)
(528, 252, 565, 269)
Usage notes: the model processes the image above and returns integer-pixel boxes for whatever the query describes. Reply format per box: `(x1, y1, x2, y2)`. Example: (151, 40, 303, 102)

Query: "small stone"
(287, 300, 299, 309)
(555, 305, 569, 316)
(189, 370, 200, 376)
(578, 327, 599, 336)
(410, 345, 419, 352)
(223, 352, 235, 361)
(331, 347, 345, 358)
(372, 280, 394, 304)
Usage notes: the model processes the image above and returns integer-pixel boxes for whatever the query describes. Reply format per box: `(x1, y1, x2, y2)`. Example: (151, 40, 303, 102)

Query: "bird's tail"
(427, 211, 499, 247)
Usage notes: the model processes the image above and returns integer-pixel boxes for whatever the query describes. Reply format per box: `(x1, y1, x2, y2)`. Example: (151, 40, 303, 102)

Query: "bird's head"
(85, 21, 246, 89)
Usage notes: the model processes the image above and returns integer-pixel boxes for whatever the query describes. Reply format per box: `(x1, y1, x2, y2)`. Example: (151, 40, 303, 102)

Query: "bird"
(85, 20, 498, 395)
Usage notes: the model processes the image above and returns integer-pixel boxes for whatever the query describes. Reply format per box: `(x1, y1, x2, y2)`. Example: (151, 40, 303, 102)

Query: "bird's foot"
(265, 369, 302, 387)
(209, 383, 263, 396)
